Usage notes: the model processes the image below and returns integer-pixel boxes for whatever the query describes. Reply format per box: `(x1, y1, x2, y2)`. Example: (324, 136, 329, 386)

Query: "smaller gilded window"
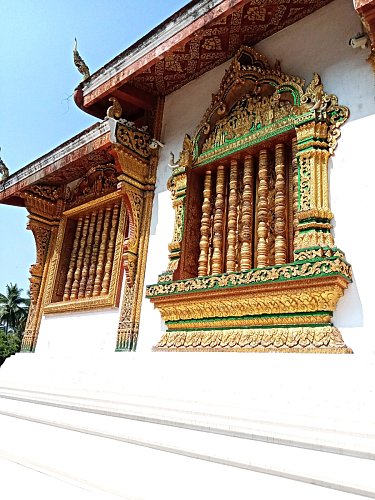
(44, 191, 127, 313)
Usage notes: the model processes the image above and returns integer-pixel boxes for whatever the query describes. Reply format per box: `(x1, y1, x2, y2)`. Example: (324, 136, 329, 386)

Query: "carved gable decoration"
(186, 46, 348, 165)
(65, 164, 118, 209)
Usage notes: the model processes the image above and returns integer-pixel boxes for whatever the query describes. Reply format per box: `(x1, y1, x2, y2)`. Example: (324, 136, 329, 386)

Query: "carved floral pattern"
(65, 164, 118, 208)
(155, 326, 352, 353)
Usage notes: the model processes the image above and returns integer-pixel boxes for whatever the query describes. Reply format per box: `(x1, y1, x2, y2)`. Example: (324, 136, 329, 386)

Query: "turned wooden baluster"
(101, 203, 120, 295)
(63, 216, 83, 301)
(198, 170, 212, 277)
(93, 205, 112, 296)
(212, 165, 225, 274)
(85, 208, 104, 298)
(291, 137, 299, 248)
(274, 143, 287, 265)
(256, 149, 269, 268)
(78, 211, 97, 298)
(239, 155, 254, 271)
(70, 214, 90, 299)
(226, 159, 239, 272)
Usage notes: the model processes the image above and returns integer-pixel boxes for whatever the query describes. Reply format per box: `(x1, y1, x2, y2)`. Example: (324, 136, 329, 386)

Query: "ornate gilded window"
(44, 166, 127, 313)
(147, 47, 353, 353)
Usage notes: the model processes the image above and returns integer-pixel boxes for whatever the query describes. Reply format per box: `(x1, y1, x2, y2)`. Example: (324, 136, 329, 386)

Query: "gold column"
(101, 203, 120, 295)
(198, 170, 212, 276)
(78, 211, 97, 298)
(85, 208, 104, 298)
(274, 143, 287, 265)
(212, 165, 225, 274)
(116, 186, 147, 351)
(115, 94, 162, 351)
(93, 206, 112, 296)
(294, 122, 334, 251)
(256, 149, 269, 268)
(63, 216, 83, 301)
(240, 154, 254, 271)
(70, 214, 90, 299)
(226, 159, 238, 272)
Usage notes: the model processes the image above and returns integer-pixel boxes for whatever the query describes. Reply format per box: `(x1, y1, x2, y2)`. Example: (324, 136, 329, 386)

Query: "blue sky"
(0, 0, 187, 294)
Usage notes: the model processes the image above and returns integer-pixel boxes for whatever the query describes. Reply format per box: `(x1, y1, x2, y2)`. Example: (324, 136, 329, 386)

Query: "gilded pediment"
(180, 46, 349, 166)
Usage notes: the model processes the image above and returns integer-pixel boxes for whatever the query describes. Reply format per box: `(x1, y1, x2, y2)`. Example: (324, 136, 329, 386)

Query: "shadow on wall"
(150, 194, 159, 235)
(334, 274, 363, 327)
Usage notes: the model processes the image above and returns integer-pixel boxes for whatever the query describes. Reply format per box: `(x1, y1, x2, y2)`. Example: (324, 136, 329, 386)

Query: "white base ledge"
(1, 351, 375, 498)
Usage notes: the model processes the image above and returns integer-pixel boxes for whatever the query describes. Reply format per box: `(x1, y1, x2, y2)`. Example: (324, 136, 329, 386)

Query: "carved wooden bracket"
(27, 220, 52, 305)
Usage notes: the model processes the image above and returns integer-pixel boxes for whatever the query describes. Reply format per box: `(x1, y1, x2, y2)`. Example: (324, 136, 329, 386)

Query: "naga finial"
(302, 73, 324, 110)
(0, 148, 9, 183)
(73, 38, 90, 80)
(106, 97, 123, 119)
(168, 135, 193, 169)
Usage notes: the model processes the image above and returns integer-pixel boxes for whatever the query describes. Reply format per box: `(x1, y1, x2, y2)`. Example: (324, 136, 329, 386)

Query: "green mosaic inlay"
(166, 310, 332, 327)
(147, 256, 352, 298)
(167, 323, 333, 333)
(195, 117, 297, 167)
(298, 227, 331, 234)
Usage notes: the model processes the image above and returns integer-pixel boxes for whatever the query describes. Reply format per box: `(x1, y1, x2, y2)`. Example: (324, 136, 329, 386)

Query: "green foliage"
(0, 329, 21, 366)
(0, 283, 29, 365)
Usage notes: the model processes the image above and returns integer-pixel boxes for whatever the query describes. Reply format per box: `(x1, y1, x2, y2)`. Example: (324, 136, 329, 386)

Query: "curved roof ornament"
(73, 38, 90, 81)
(0, 147, 9, 184)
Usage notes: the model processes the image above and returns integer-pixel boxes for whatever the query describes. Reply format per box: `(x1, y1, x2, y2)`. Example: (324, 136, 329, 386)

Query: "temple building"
(1, 0, 375, 497)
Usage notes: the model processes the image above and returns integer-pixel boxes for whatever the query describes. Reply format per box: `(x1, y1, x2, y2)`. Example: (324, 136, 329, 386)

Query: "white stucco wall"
(138, 0, 375, 354)
(35, 309, 119, 356)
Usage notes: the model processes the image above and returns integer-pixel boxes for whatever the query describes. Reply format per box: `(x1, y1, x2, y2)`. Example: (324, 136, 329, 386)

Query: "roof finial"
(106, 97, 123, 119)
(0, 147, 9, 183)
(73, 38, 90, 80)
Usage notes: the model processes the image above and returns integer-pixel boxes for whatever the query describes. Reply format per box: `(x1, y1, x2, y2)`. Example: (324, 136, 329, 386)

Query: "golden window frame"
(146, 47, 353, 353)
(44, 191, 126, 314)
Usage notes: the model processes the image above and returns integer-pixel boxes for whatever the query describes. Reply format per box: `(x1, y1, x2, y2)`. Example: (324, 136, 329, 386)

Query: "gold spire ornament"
(73, 38, 90, 80)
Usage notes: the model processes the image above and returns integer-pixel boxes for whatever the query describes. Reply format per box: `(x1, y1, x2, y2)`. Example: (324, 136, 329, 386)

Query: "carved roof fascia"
(0, 121, 110, 203)
(80, 0, 227, 100)
(79, 0, 334, 110)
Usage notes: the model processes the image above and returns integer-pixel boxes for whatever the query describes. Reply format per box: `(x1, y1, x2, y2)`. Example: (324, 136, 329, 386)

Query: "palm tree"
(0, 283, 30, 336)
